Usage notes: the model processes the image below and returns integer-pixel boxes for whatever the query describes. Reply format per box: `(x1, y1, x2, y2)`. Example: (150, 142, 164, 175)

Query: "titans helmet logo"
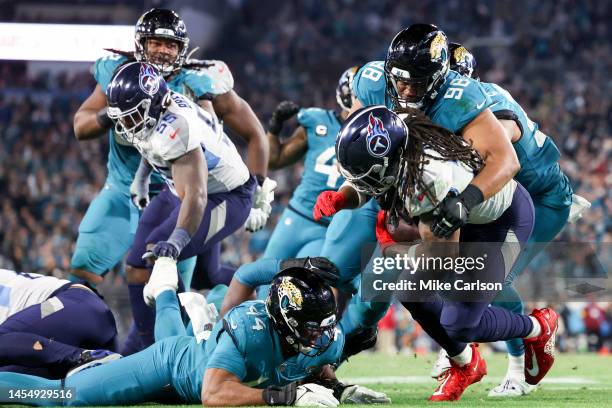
(139, 64, 160, 96)
(430, 32, 447, 61)
(366, 113, 391, 158)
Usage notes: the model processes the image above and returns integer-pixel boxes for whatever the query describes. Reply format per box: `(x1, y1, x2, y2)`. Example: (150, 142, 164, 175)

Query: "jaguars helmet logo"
(278, 278, 303, 310)
(453, 46, 469, 64)
(429, 32, 447, 61)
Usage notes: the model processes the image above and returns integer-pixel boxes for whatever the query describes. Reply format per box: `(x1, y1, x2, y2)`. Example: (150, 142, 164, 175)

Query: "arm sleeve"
(206, 331, 247, 380)
(234, 258, 282, 287)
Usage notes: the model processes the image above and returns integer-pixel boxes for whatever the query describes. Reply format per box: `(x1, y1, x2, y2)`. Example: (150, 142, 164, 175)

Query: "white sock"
(449, 345, 473, 367)
(525, 316, 541, 339)
(506, 354, 525, 380)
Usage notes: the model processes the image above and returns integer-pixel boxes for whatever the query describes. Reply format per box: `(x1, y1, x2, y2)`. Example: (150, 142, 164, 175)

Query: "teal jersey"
(353, 61, 493, 133)
(480, 82, 572, 207)
(289, 108, 344, 219)
(92, 54, 218, 188)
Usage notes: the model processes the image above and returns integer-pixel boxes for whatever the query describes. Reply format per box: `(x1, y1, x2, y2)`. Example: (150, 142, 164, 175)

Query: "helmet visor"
(388, 67, 429, 107)
(296, 317, 336, 356)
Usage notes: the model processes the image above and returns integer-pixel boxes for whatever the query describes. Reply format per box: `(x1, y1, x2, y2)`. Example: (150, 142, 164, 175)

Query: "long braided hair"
(385, 107, 483, 224)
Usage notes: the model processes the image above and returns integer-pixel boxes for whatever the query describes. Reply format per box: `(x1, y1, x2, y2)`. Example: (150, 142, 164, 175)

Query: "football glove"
(313, 191, 346, 221)
(431, 185, 483, 238)
(245, 177, 277, 232)
(568, 194, 591, 223)
(143, 257, 178, 307)
(339, 385, 391, 404)
(269, 101, 300, 135)
(294, 384, 339, 407)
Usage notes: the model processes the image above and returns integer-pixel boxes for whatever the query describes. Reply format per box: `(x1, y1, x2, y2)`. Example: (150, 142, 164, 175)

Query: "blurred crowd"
(0, 0, 609, 349)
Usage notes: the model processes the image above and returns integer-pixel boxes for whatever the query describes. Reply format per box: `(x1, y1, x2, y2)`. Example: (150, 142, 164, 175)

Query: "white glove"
(294, 383, 339, 407)
(130, 176, 150, 210)
(568, 194, 591, 223)
(339, 385, 391, 404)
(245, 177, 277, 232)
(143, 257, 178, 307)
(178, 292, 219, 343)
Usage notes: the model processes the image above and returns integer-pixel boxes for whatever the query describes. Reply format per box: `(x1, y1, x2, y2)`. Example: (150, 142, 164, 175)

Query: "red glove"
(313, 191, 346, 221)
(375, 210, 396, 249)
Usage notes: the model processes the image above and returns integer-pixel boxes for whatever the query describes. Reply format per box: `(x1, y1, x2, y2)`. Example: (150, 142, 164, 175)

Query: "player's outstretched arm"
(73, 84, 113, 140)
(268, 126, 308, 170)
(202, 368, 267, 406)
(213, 90, 269, 178)
(462, 109, 520, 200)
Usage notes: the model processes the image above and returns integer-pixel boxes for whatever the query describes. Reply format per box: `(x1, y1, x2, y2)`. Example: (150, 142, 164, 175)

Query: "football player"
(262, 66, 359, 260)
(0, 261, 382, 406)
(105, 62, 256, 348)
(334, 106, 559, 402)
(423, 42, 589, 397)
(72, 8, 269, 351)
(0, 269, 120, 378)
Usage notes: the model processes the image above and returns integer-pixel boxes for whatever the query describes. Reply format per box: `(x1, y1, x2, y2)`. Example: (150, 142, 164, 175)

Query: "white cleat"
(430, 348, 451, 379)
(488, 377, 537, 397)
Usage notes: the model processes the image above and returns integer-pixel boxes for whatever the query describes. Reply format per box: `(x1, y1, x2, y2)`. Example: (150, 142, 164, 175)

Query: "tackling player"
(423, 42, 589, 397)
(0, 261, 384, 406)
(334, 106, 559, 401)
(0, 269, 119, 378)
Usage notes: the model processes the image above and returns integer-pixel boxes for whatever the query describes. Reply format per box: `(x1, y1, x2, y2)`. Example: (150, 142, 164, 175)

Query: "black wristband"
(263, 382, 297, 406)
(459, 184, 485, 210)
(96, 107, 113, 129)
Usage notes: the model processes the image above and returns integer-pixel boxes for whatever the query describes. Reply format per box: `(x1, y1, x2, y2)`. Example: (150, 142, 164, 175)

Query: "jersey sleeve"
(431, 74, 493, 133)
(205, 331, 247, 380)
(92, 55, 127, 91)
(182, 69, 216, 100)
(234, 258, 282, 287)
(297, 108, 321, 128)
(352, 61, 387, 107)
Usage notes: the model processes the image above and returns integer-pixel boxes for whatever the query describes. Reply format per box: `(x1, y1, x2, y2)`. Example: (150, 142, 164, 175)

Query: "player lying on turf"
(0, 269, 120, 379)
(329, 106, 559, 402)
(424, 42, 591, 397)
(0, 258, 386, 406)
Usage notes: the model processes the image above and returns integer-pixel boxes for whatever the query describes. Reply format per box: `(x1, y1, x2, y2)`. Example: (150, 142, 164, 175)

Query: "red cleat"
(524, 307, 558, 385)
(428, 344, 487, 402)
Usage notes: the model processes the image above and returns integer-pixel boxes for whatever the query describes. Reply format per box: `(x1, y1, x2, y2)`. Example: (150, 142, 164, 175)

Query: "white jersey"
(0, 269, 70, 324)
(405, 149, 517, 224)
(133, 91, 250, 195)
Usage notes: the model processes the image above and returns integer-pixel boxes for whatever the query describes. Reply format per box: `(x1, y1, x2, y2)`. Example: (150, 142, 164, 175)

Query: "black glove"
(431, 184, 484, 238)
(280, 257, 340, 286)
(268, 101, 300, 134)
(96, 107, 113, 129)
(338, 327, 378, 365)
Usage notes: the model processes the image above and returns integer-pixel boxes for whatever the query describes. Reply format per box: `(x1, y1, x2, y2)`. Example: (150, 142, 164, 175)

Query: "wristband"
(459, 184, 484, 210)
(96, 107, 113, 129)
(167, 228, 191, 254)
(263, 382, 297, 406)
(255, 174, 266, 186)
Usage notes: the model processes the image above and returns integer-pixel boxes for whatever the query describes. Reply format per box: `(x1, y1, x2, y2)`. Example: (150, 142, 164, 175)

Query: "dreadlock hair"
(394, 107, 484, 211)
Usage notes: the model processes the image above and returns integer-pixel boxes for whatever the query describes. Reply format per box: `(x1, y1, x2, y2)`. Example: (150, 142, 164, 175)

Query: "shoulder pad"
(224, 301, 271, 352)
(203, 60, 234, 94)
(297, 107, 327, 128)
(153, 110, 193, 161)
(353, 61, 387, 107)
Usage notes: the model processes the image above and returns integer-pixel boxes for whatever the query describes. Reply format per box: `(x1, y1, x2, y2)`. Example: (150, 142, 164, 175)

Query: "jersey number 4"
(315, 147, 341, 188)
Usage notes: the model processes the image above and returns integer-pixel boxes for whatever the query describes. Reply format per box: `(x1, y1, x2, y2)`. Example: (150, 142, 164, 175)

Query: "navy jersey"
(92, 54, 223, 188)
(289, 108, 344, 218)
(480, 82, 573, 208)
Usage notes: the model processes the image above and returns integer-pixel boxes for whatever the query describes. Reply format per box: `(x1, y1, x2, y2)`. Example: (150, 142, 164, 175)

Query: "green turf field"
(5, 352, 609, 407)
(335, 351, 612, 407)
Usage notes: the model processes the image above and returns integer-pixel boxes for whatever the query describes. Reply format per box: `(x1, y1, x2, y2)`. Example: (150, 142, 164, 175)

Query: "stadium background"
(0, 0, 609, 355)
